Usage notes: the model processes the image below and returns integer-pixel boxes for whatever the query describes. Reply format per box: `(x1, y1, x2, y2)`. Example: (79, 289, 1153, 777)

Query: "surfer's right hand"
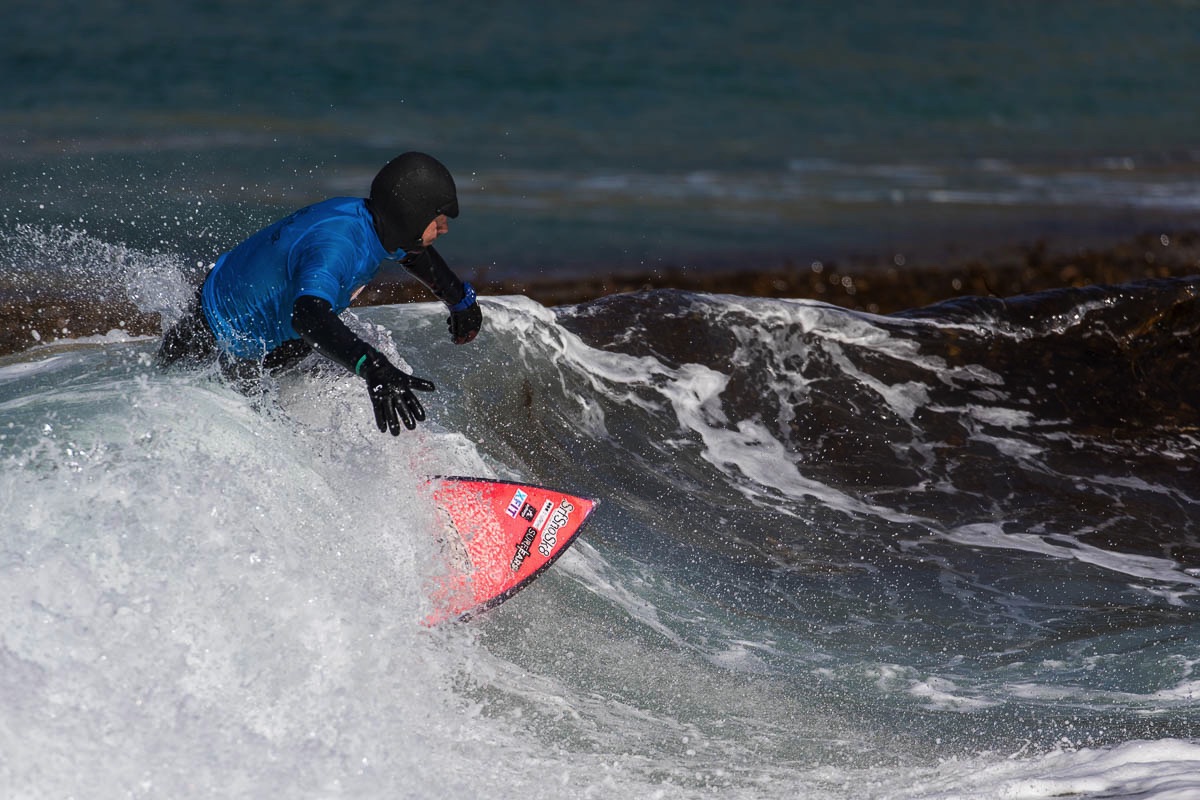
(447, 282, 482, 344)
(358, 352, 437, 435)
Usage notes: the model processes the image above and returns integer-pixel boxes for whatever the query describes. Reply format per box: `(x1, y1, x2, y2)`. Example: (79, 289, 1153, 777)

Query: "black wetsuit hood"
(367, 152, 459, 254)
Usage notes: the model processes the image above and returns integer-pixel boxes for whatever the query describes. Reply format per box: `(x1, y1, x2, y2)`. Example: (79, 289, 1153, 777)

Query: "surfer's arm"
(292, 294, 435, 434)
(291, 294, 372, 374)
(400, 245, 464, 304)
(401, 246, 482, 344)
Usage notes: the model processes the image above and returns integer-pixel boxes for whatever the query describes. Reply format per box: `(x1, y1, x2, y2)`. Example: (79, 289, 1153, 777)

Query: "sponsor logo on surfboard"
(510, 526, 539, 571)
(539, 500, 574, 557)
(520, 503, 537, 522)
(532, 499, 554, 531)
(505, 489, 528, 518)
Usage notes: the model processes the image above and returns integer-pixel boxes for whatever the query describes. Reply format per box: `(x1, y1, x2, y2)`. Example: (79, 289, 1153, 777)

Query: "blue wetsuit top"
(201, 197, 400, 359)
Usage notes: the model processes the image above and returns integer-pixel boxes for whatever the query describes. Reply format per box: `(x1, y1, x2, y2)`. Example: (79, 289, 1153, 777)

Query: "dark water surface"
(3, 0, 1199, 275)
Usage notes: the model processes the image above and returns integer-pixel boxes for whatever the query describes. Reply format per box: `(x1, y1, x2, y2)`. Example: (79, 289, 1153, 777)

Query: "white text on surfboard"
(539, 500, 575, 557)
(510, 527, 538, 572)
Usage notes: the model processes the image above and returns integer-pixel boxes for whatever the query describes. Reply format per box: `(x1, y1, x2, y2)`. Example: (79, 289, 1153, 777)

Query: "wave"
(1, 240, 1198, 797)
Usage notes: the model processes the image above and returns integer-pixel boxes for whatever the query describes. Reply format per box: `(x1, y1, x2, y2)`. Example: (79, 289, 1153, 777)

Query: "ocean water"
(3, 2, 1200, 797)
(1, 232, 1199, 797)
(3, 0, 1200, 275)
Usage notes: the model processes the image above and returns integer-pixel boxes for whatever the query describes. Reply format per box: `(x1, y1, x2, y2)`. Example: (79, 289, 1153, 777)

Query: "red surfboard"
(423, 476, 597, 624)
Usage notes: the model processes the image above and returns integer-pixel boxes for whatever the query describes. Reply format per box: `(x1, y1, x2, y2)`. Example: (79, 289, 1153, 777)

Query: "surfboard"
(423, 476, 597, 624)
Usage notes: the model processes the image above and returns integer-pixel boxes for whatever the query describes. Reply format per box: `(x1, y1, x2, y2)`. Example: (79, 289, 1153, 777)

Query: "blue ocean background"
(4, 0, 1199, 276)
(3, 2, 1200, 799)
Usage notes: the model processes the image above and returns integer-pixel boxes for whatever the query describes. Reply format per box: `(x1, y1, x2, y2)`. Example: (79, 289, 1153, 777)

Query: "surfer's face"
(420, 215, 450, 247)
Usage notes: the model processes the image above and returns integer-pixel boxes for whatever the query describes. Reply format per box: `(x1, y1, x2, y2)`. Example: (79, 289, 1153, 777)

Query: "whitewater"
(2, 232, 1199, 799)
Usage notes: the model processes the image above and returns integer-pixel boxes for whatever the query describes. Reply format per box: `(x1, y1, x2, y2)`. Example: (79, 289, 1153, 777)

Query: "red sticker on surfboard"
(424, 476, 597, 624)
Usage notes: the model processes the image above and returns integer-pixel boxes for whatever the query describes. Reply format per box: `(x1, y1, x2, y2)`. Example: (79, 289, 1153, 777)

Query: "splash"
(0, 224, 194, 355)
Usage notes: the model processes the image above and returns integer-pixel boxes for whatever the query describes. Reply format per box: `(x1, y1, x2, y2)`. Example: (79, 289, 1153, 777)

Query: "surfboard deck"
(424, 476, 597, 625)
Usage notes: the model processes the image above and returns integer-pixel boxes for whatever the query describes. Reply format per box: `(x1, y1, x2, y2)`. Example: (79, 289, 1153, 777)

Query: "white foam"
(0, 353, 67, 384)
(870, 664, 999, 712)
(877, 739, 1200, 800)
(942, 523, 1200, 587)
(0, 345, 576, 798)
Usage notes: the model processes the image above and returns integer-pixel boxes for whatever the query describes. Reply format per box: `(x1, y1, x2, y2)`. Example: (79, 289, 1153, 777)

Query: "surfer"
(157, 152, 482, 434)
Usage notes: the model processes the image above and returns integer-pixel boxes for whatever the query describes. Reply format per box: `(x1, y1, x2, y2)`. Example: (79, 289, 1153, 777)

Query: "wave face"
(2, 251, 1199, 797)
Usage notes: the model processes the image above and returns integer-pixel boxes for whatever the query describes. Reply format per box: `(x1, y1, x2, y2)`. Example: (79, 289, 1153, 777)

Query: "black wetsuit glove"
(447, 283, 482, 344)
(402, 245, 483, 344)
(357, 351, 436, 434)
(292, 294, 436, 434)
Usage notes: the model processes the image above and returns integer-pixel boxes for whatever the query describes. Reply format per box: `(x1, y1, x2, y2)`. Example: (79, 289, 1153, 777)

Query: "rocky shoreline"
(3, 231, 1199, 359)
(364, 230, 1200, 314)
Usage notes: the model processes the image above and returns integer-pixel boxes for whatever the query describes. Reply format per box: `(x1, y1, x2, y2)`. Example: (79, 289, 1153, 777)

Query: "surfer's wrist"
(448, 282, 476, 312)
